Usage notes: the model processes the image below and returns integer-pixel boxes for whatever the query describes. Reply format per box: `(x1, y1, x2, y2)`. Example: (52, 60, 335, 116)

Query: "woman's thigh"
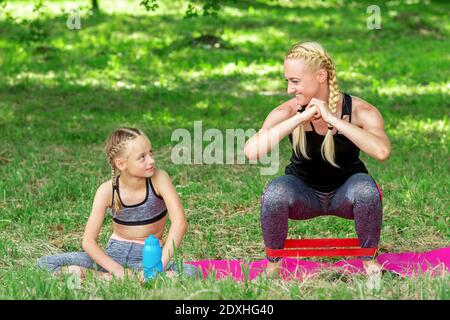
(261, 174, 325, 220)
(328, 173, 381, 219)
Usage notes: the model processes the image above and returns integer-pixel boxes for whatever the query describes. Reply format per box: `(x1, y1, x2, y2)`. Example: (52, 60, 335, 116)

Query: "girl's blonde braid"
(105, 128, 143, 214)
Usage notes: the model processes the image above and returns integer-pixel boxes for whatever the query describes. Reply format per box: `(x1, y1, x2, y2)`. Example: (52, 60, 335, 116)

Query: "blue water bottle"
(142, 235, 163, 281)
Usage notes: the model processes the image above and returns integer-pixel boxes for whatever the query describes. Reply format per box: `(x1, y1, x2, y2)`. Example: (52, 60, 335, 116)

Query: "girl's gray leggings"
(261, 173, 383, 261)
(37, 238, 200, 277)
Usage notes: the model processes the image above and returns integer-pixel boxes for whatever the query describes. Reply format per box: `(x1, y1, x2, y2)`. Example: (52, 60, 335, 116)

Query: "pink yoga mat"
(186, 247, 450, 281)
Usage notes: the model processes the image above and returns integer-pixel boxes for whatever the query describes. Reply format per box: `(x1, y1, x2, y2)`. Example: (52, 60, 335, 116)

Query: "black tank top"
(285, 93, 368, 192)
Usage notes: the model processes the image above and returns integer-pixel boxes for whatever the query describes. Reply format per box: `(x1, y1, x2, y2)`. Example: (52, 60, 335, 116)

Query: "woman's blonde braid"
(285, 42, 341, 168)
(322, 54, 340, 129)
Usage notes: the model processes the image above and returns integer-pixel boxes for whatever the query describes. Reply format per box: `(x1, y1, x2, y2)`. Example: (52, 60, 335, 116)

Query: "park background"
(0, 0, 448, 299)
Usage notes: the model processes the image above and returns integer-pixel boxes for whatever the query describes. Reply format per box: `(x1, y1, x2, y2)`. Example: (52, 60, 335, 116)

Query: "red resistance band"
(266, 238, 378, 258)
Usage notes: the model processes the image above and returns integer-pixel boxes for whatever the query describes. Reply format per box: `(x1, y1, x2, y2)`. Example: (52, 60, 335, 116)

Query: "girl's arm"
(326, 98, 391, 161)
(82, 182, 129, 278)
(153, 169, 188, 269)
(244, 98, 318, 160)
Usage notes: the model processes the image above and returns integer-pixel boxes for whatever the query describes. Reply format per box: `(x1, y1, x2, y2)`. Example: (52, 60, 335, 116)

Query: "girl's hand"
(165, 270, 177, 278)
(138, 271, 145, 283)
(112, 268, 134, 280)
(101, 272, 114, 281)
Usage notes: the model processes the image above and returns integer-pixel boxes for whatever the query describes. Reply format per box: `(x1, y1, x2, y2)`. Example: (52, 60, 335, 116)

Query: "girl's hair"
(104, 127, 145, 213)
(285, 41, 340, 168)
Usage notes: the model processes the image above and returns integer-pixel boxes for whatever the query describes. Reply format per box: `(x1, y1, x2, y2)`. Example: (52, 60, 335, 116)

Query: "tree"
(92, 0, 99, 12)
(94, 0, 225, 17)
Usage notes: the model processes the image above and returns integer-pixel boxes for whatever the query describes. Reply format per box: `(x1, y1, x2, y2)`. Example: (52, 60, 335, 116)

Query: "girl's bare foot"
(58, 266, 86, 289)
(58, 266, 86, 280)
(165, 270, 177, 278)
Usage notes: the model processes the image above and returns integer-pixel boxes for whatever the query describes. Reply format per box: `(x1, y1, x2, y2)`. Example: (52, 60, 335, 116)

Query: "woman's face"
(284, 58, 325, 106)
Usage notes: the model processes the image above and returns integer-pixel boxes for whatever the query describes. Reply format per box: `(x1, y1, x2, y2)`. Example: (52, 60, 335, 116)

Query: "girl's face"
(116, 135, 155, 177)
(284, 58, 326, 106)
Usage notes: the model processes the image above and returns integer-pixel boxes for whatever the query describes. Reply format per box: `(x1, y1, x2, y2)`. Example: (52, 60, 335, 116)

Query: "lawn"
(0, 0, 448, 299)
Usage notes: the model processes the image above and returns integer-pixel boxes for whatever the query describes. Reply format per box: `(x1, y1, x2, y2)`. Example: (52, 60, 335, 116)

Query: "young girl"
(38, 127, 199, 281)
(245, 42, 391, 277)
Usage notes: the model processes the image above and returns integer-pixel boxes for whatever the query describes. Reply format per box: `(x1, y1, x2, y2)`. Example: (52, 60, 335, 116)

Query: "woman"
(244, 42, 391, 276)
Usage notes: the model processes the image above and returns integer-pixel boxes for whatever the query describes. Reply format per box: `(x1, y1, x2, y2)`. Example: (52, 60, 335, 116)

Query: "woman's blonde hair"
(285, 41, 340, 168)
(105, 127, 145, 213)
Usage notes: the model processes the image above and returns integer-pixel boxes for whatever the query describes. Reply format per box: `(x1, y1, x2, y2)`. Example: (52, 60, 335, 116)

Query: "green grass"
(0, 0, 449, 299)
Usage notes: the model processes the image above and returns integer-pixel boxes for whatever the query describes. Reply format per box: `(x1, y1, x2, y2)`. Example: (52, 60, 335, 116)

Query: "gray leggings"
(261, 173, 383, 261)
(37, 238, 200, 277)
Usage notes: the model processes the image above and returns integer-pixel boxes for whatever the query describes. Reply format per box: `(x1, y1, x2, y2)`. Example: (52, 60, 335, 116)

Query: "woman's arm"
(152, 169, 188, 269)
(82, 182, 129, 278)
(244, 99, 318, 160)
(326, 98, 391, 161)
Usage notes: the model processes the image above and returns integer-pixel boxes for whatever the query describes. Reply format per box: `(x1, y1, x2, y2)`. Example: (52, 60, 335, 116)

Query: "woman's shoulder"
(261, 97, 298, 130)
(275, 97, 298, 114)
(349, 95, 383, 126)
(350, 95, 379, 113)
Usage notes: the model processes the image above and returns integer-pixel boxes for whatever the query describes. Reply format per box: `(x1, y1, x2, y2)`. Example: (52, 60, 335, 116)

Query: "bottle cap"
(144, 234, 160, 246)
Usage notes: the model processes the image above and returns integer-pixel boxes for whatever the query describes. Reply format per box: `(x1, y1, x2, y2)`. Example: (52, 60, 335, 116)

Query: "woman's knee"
(346, 173, 381, 203)
(261, 175, 299, 208)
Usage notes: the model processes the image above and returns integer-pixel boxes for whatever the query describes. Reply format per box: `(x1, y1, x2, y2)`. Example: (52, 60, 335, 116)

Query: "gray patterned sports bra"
(108, 175, 167, 226)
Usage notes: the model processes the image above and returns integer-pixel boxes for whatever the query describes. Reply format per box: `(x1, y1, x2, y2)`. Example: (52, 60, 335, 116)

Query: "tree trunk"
(92, 0, 99, 12)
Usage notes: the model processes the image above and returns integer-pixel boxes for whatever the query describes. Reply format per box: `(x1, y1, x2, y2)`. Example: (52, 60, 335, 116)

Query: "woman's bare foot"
(362, 260, 383, 274)
(265, 260, 282, 279)
(362, 260, 383, 290)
